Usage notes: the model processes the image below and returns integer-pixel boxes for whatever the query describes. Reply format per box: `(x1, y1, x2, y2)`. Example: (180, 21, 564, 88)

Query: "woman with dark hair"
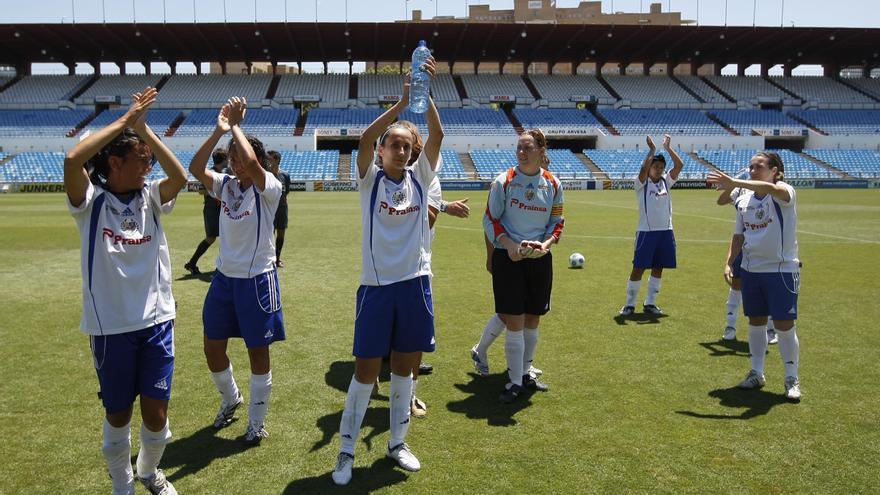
(708, 152, 801, 402)
(189, 97, 285, 445)
(619, 134, 684, 317)
(483, 128, 565, 404)
(331, 63, 443, 486)
(63, 87, 187, 495)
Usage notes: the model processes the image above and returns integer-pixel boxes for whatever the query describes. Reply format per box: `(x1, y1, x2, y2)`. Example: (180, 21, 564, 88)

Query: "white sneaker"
(470, 345, 489, 377)
(784, 376, 801, 402)
(138, 469, 177, 495)
(387, 442, 421, 471)
(527, 364, 543, 377)
(767, 329, 778, 345)
(410, 396, 427, 418)
(243, 423, 268, 445)
(331, 452, 354, 485)
(737, 369, 766, 389)
(722, 326, 736, 341)
(212, 392, 243, 429)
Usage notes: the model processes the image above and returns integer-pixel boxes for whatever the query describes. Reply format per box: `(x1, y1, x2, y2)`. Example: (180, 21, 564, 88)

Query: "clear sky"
(1, 0, 875, 74)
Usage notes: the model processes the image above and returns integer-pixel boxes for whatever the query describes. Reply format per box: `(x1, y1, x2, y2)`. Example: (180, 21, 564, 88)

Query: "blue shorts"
(353, 275, 435, 358)
(203, 270, 286, 348)
(731, 252, 744, 279)
(740, 270, 800, 321)
(91, 320, 175, 415)
(633, 230, 677, 269)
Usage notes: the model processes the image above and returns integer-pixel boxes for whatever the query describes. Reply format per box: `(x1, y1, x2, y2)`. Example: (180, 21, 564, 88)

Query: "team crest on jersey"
(756, 208, 765, 220)
(231, 194, 244, 212)
(525, 189, 536, 201)
(120, 218, 139, 233)
(391, 189, 407, 206)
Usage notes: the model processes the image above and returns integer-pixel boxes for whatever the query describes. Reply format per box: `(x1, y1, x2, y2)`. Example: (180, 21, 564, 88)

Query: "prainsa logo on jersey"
(391, 189, 407, 206)
(103, 228, 152, 245)
(510, 198, 547, 212)
(379, 201, 420, 216)
(120, 218, 139, 234)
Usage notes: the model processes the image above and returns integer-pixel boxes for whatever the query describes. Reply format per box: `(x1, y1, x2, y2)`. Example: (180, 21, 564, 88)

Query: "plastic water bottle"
(409, 40, 431, 113)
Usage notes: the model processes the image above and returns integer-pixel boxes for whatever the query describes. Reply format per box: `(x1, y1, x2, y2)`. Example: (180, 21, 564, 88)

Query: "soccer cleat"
(418, 362, 433, 374)
(722, 326, 737, 341)
(387, 442, 421, 472)
(499, 383, 523, 404)
(138, 469, 177, 495)
(212, 392, 243, 429)
(643, 304, 663, 315)
(618, 305, 635, 316)
(737, 369, 766, 390)
(522, 374, 549, 392)
(183, 262, 201, 275)
(767, 329, 778, 345)
(331, 452, 354, 486)
(784, 376, 801, 402)
(276, 259, 285, 268)
(527, 364, 543, 377)
(470, 345, 489, 377)
(243, 423, 268, 445)
(410, 396, 427, 418)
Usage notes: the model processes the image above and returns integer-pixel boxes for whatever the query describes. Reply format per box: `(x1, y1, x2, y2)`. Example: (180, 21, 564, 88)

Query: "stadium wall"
(805, 131, 880, 149)
(596, 135, 764, 151)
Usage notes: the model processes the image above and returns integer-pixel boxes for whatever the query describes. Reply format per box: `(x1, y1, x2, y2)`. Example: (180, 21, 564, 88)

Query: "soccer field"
(1, 189, 879, 494)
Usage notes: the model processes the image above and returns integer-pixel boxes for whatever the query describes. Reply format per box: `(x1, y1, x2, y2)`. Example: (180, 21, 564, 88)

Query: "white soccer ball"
(569, 252, 585, 269)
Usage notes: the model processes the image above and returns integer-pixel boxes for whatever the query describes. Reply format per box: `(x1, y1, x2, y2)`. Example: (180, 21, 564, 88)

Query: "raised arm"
(637, 135, 657, 184)
(716, 188, 734, 206)
(227, 97, 268, 191)
(190, 103, 231, 192)
(64, 87, 157, 207)
(356, 76, 411, 178)
(663, 134, 685, 182)
(420, 57, 443, 170)
(132, 111, 187, 205)
(707, 171, 791, 203)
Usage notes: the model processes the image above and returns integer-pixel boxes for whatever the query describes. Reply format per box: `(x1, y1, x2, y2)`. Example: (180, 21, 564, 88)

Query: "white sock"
(625, 279, 641, 307)
(248, 372, 272, 429)
(748, 324, 768, 374)
(339, 376, 373, 455)
(767, 318, 775, 331)
(102, 419, 133, 494)
(411, 378, 419, 401)
(389, 373, 414, 448)
(645, 276, 662, 306)
(210, 363, 240, 406)
(777, 326, 800, 378)
(136, 420, 171, 479)
(725, 288, 742, 328)
(475, 314, 505, 356)
(505, 330, 525, 386)
(522, 327, 539, 373)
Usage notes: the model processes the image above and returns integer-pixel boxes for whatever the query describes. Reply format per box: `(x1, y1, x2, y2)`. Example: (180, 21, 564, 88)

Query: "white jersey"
(427, 176, 442, 242)
(210, 171, 282, 278)
(734, 182, 800, 273)
(358, 151, 440, 286)
(635, 174, 676, 231)
(68, 181, 176, 336)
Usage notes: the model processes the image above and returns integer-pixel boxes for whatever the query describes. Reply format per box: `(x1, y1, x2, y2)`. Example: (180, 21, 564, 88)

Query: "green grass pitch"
(0, 189, 878, 494)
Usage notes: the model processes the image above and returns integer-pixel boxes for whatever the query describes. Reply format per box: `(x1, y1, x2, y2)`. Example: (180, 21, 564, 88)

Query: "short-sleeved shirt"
(483, 167, 565, 248)
(357, 151, 439, 286)
(427, 176, 442, 241)
(734, 182, 800, 273)
(635, 174, 676, 232)
(68, 181, 176, 336)
(209, 171, 282, 278)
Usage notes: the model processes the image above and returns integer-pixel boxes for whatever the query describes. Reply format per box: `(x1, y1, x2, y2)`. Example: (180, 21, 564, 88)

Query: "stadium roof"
(1, 22, 878, 71)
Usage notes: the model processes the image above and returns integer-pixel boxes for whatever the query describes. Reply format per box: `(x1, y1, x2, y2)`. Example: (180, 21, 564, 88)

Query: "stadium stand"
(357, 74, 403, 105)
(470, 149, 592, 180)
(528, 75, 616, 105)
(770, 76, 875, 107)
(171, 109, 224, 137)
(278, 150, 340, 180)
(273, 73, 349, 107)
(584, 148, 708, 179)
(802, 149, 880, 178)
(435, 108, 514, 135)
(154, 74, 271, 107)
(0, 109, 92, 137)
(675, 76, 736, 107)
(80, 108, 182, 135)
(597, 109, 727, 135)
(0, 151, 65, 182)
(512, 108, 604, 134)
(0, 75, 90, 107)
(844, 77, 880, 100)
(459, 74, 534, 104)
(302, 108, 383, 135)
(708, 109, 806, 136)
(698, 149, 839, 179)
(430, 73, 462, 106)
(703, 76, 794, 105)
(167, 108, 297, 137)
(789, 109, 880, 134)
(76, 75, 165, 104)
(603, 76, 699, 107)
(351, 149, 467, 180)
